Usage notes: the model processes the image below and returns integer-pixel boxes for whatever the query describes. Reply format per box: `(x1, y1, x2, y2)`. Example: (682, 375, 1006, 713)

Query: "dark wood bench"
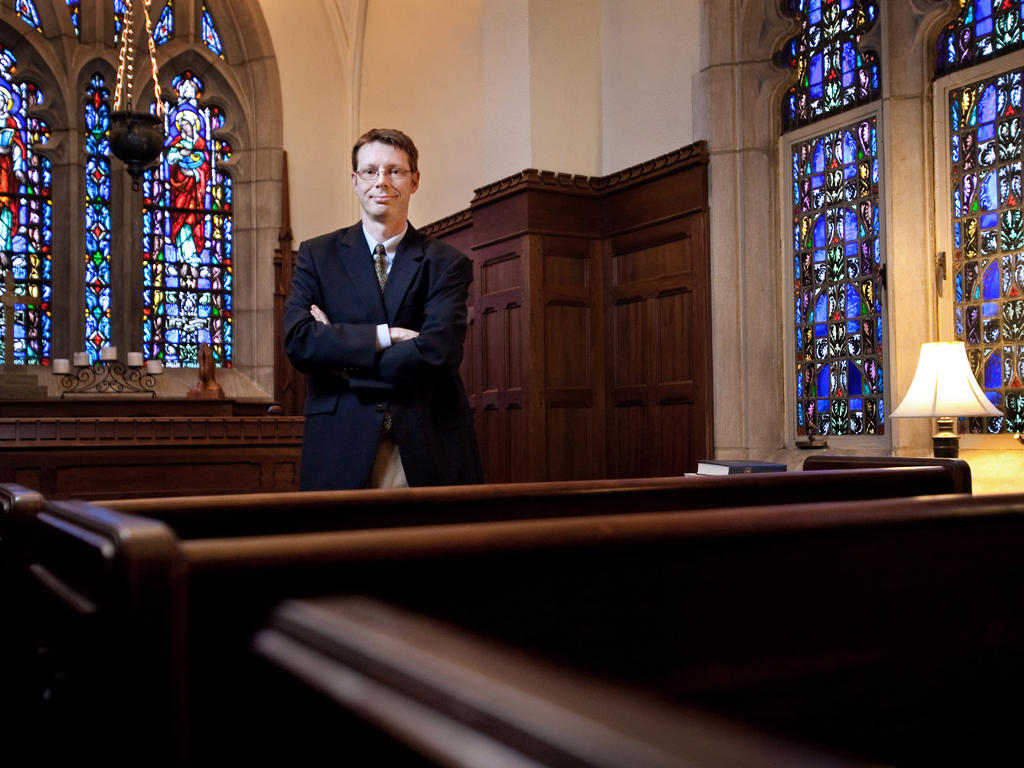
(95, 460, 972, 539)
(253, 596, 870, 767)
(13, 489, 1024, 766)
(802, 453, 973, 492)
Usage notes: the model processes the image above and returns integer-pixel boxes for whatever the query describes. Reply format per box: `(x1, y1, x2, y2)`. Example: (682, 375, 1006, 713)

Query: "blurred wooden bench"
(12, 488, 1024, 766)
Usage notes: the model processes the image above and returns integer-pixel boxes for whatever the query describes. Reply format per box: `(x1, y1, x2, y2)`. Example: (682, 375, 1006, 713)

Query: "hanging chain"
(112, 0, 164, 116)
(113, 0, 136, 111)
(141, 0, 164, 116)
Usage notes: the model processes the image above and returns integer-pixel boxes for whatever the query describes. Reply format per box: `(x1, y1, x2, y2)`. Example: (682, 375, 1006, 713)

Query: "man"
(283, 128, 482, 490)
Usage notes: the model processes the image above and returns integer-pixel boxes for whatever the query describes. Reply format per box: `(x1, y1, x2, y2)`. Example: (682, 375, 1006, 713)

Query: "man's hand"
(389, 327, 419, 344)
(310, 304, 329, 325)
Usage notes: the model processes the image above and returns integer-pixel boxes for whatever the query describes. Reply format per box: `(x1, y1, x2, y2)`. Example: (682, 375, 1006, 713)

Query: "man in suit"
(284, 128, 483, 490)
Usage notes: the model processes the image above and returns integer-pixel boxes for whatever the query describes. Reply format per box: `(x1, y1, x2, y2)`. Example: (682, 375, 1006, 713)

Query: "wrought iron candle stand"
(57, 355, 160, 398)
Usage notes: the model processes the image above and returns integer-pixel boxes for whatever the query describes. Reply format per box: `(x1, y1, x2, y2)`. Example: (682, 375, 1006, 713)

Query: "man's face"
(351, 141, 420, 225)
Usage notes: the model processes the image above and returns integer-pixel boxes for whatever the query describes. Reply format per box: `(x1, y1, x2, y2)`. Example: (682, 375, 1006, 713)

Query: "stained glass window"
(948, 68, 1024, 432)
(0, 47, 51, 366)
(142, 71, 233, 368)
(937, 0, 1024, 78)
(84, 74, 112, 364)
(778, 0, 880, 131)
(15, 0, 42, 33)
(153, 1, 174, 46)
(202, 5, 223, 57)
(792, 117, 885, 436)
(66, 0, 80, 36)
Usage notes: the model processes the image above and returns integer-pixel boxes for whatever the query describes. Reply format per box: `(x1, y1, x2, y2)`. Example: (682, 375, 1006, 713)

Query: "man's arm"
(375, 251, 471, 385)
(282, 242, 379, 374)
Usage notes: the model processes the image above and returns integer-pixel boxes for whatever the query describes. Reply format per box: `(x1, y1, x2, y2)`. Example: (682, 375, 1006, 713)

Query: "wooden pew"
(14, 490, 1024, 766)
(96, 461, 972, 539)
(802, 453, 973, 492)
(253, 596, 873, 768)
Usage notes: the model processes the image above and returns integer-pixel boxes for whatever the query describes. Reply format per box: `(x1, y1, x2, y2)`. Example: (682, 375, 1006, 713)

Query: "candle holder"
(58, 357, 160, 398)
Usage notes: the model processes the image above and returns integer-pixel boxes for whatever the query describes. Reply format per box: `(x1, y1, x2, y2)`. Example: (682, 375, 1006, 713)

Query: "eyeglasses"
(355, 167, 413, 182)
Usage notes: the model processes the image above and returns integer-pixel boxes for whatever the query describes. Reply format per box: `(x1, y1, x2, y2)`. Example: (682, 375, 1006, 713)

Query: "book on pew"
(697, 459, 787, 475)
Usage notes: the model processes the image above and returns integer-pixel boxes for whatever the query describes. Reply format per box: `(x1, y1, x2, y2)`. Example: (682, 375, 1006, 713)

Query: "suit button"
(376, 403, 386, 412)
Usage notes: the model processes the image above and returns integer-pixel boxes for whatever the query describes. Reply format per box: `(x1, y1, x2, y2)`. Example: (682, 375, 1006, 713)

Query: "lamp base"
(932, 416, 959, 458)
(931, 435, 960, 458)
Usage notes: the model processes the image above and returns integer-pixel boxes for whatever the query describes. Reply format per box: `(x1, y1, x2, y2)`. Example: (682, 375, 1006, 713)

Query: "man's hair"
(351, 128, 419, 173)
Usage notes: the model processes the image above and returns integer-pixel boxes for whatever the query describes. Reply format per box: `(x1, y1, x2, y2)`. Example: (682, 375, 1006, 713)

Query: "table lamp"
(890, 341, 1001, 457)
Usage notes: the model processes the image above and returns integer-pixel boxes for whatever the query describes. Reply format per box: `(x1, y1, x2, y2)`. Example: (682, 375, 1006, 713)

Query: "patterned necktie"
(373, 242, 393, 434)
(373, 243, 388, 294)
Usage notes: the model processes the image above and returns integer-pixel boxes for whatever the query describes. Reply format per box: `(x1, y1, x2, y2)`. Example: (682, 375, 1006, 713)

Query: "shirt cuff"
(376, 323, 392, 351)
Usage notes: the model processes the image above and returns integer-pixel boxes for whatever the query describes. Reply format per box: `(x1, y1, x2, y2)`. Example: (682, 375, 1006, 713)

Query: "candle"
(127, 352, 144, 367)
(101, 346, 117, 361)
(73, 352, 89, 367)
(145, 359, 163, 375)
(52, 358, 70, 374)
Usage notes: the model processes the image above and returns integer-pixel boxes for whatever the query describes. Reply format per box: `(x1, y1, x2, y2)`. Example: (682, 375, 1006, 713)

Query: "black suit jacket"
(283, 222, 483, 490)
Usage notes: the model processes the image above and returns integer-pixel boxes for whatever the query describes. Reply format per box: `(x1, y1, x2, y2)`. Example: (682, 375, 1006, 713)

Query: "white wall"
(260, 0, 701, 233)
(601, 0, 699, 172)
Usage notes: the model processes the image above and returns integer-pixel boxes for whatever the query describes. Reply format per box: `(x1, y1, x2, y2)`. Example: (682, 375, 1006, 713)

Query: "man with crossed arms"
(284, 128, 482, 490)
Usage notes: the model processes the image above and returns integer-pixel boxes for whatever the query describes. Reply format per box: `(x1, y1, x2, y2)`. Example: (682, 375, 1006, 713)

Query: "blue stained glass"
(983, 301, 999, 316)
(983, 261, 1001, 299)
(841, 43, 856, 86)
(16, 0, 42, 32)
(817, 366, 830, 396)
(815, 293, 827, 322)
(986, 352, 1002, 388)
(977, 18, 994, 37)
(202, 7, 224, 56)
(810, 54, 823, 85)
(812, 174, 824, 188)
(843, 131, 857, 163)
(153, 2, 174, 46)
(978, 123, 996, 141)
(844, 209, 858, 239)
(813, 141, 826, 172)
(850, 396, 863, 409)
(846, 285, 860, 317)
(814, 214, 827, 247)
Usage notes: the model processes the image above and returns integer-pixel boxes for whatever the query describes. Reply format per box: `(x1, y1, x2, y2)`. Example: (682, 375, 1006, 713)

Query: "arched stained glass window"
(66, 0, 80, 36)
(84, 74, 112, 364)
(142, 71, 232, 368)
(937, 0, 1024, 78)
(0, 46, 51, 366)
(793, 117, 885, 436)
(778, 0, 880, 131)
(947, 68, 1024, 432)
(202, 5, 223, 57)
(153, 1, 174, 46)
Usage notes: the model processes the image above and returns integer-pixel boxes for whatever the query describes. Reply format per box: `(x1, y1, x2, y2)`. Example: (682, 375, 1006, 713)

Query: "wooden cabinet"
(427, 143, 712, 482)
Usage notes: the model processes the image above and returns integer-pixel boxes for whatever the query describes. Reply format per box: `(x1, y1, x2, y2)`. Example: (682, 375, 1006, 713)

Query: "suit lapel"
(383, 225, 424, 322)
(338, 224, 387, 320)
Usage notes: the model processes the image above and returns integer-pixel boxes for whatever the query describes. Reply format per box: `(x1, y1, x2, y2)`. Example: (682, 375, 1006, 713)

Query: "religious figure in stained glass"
(0, 46, 51, 366)
(778, 0, 880, 132)
(142, 71, 232, 368)
(792, 118, 885, 437)
(937, 0, 1024, 78)
(947, 68, 1024, 433)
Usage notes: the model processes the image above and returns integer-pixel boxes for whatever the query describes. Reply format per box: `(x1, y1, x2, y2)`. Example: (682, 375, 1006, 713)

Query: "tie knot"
(374, 243, 386, 256)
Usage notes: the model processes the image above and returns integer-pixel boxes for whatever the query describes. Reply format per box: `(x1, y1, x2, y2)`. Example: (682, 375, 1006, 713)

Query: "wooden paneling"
(0, 416, 304, 499)
(423, 143, 711, 482)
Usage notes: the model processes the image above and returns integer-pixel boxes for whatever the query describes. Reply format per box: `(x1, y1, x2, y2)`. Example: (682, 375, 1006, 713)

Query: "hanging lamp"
(109, 0, 165, 189)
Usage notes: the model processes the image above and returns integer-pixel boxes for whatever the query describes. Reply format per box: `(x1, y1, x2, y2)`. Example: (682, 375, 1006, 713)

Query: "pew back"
(99, 463, 971, 539)
(17, 490, 1024, 766)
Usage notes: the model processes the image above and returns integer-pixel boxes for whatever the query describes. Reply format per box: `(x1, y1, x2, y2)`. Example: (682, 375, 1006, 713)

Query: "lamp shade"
(890, 341, 1002, 418)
